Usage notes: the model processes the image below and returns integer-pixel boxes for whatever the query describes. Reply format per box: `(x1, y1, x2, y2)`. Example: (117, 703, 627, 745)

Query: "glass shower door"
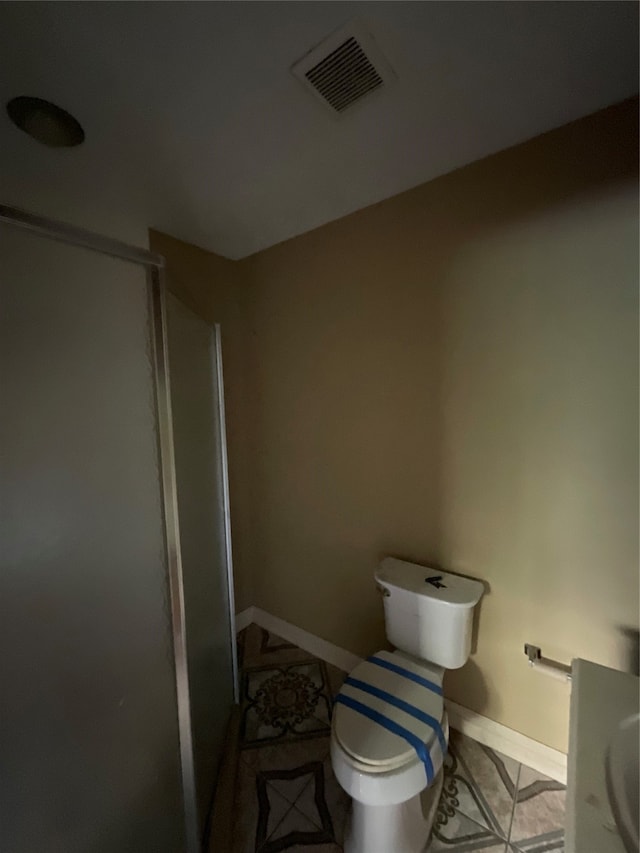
(0, 218, 194, 852)
(166, 293, 237, 843)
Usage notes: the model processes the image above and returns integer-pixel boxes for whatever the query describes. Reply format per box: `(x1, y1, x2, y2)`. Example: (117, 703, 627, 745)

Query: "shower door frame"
(0, 203, 235, 853)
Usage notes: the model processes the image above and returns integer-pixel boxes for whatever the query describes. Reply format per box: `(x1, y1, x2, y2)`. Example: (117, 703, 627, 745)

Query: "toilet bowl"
(329, 558, 484, 853)
(331, 650, 448, 853)
(331, 738, 445, 853)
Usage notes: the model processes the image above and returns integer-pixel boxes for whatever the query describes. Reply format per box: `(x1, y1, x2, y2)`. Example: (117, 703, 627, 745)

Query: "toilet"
(330, 557, 484, 853)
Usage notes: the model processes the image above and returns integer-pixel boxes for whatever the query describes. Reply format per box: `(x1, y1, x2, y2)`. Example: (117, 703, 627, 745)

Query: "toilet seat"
(334, 650, 446, 783)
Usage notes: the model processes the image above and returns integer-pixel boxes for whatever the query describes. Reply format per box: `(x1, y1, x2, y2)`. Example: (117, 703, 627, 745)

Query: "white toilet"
(330, 557, 484, 853)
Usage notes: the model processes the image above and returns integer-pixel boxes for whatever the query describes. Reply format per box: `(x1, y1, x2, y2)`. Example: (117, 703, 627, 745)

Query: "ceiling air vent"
(292, 21, 395, 116)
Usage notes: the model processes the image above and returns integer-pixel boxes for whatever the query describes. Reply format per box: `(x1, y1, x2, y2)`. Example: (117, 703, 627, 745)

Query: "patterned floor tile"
(232, 626, 346, 851)
(429, 809, 507, 851)
(437, 749, 494, 833)
(442, 730, 519, 839)
(263, 803, 321, 848)
(257, 762, 336, 847)
(291, 771, 327, 830)
(233, 745, 339, 851)
(509, 765, 565, 850)
(257, 785, 296, 845)
(231, 760, 261, 853)
(318, 755, 351, 847)
(266, 764, 315, 806)
(231, 624, 568, 853)
(509, 832, 564, 852)
(292, 751, 351, 847)
(241, 734, 331, 774)
(241, 659, 333, 747)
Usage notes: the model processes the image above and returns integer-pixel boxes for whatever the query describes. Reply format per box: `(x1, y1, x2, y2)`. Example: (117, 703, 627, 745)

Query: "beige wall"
(149, 99, 638, 752)
(147, 230, 254, 612)
(241, 99, 639, 752)
(436, 178, 638, 751)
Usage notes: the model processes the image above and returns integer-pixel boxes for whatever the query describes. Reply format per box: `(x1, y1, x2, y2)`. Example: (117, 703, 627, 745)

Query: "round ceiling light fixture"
(6, 96, 84, 147)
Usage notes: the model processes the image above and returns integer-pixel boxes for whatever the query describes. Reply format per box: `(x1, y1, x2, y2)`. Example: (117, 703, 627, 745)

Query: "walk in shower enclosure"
(0, 206, 237, 852)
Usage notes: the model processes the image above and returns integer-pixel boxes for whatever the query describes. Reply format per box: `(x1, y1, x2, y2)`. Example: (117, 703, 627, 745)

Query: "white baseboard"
(234, 607, 567, 784)
(445, 699, 567, 784)
(235, 606, 255, 633)
(236, 606, 362, 673)
(253, 607, 364, 673)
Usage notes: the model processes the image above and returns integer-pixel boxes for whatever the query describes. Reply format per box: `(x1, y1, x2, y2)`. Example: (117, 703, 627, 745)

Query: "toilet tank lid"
(376, 557, 484, 608)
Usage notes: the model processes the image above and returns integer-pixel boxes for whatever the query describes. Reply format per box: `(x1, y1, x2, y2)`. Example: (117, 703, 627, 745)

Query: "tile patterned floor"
(231, 624, 566, 853)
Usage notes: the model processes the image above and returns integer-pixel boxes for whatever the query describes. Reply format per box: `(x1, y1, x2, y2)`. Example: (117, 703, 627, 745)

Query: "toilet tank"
(375, 557, 484, 669)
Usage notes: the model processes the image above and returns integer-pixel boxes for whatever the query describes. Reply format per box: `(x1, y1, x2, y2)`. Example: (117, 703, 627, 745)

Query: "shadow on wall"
(411, 102, 637, 737)
(444, 660, 489, 715)
(618, 627, 640, 677)
(442, 573, 490, 715)
(433, 177, 639, 654)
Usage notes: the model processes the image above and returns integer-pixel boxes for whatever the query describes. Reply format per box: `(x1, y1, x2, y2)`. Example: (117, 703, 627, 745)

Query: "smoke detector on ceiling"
(291, 21, 395, 116)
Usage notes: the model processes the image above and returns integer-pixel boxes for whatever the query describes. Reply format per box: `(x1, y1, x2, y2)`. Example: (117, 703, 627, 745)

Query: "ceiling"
(0, 2, 637, 259)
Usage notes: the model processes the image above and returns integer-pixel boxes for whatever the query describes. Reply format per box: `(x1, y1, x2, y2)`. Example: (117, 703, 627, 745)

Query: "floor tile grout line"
(261, 778, 331, 847)
(505, 761, 521, 848)
(449, 743, 508, 840)
(433, 803, 511, 847)
(260, 793, 298, 849)
(290, 771, 326, 829)
(269, 767, 318, 810)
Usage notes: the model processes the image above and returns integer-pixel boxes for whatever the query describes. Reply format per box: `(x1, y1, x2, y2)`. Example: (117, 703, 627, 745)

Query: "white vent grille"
(305, 37, 383, 113)
(292, 21, 394, 116)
